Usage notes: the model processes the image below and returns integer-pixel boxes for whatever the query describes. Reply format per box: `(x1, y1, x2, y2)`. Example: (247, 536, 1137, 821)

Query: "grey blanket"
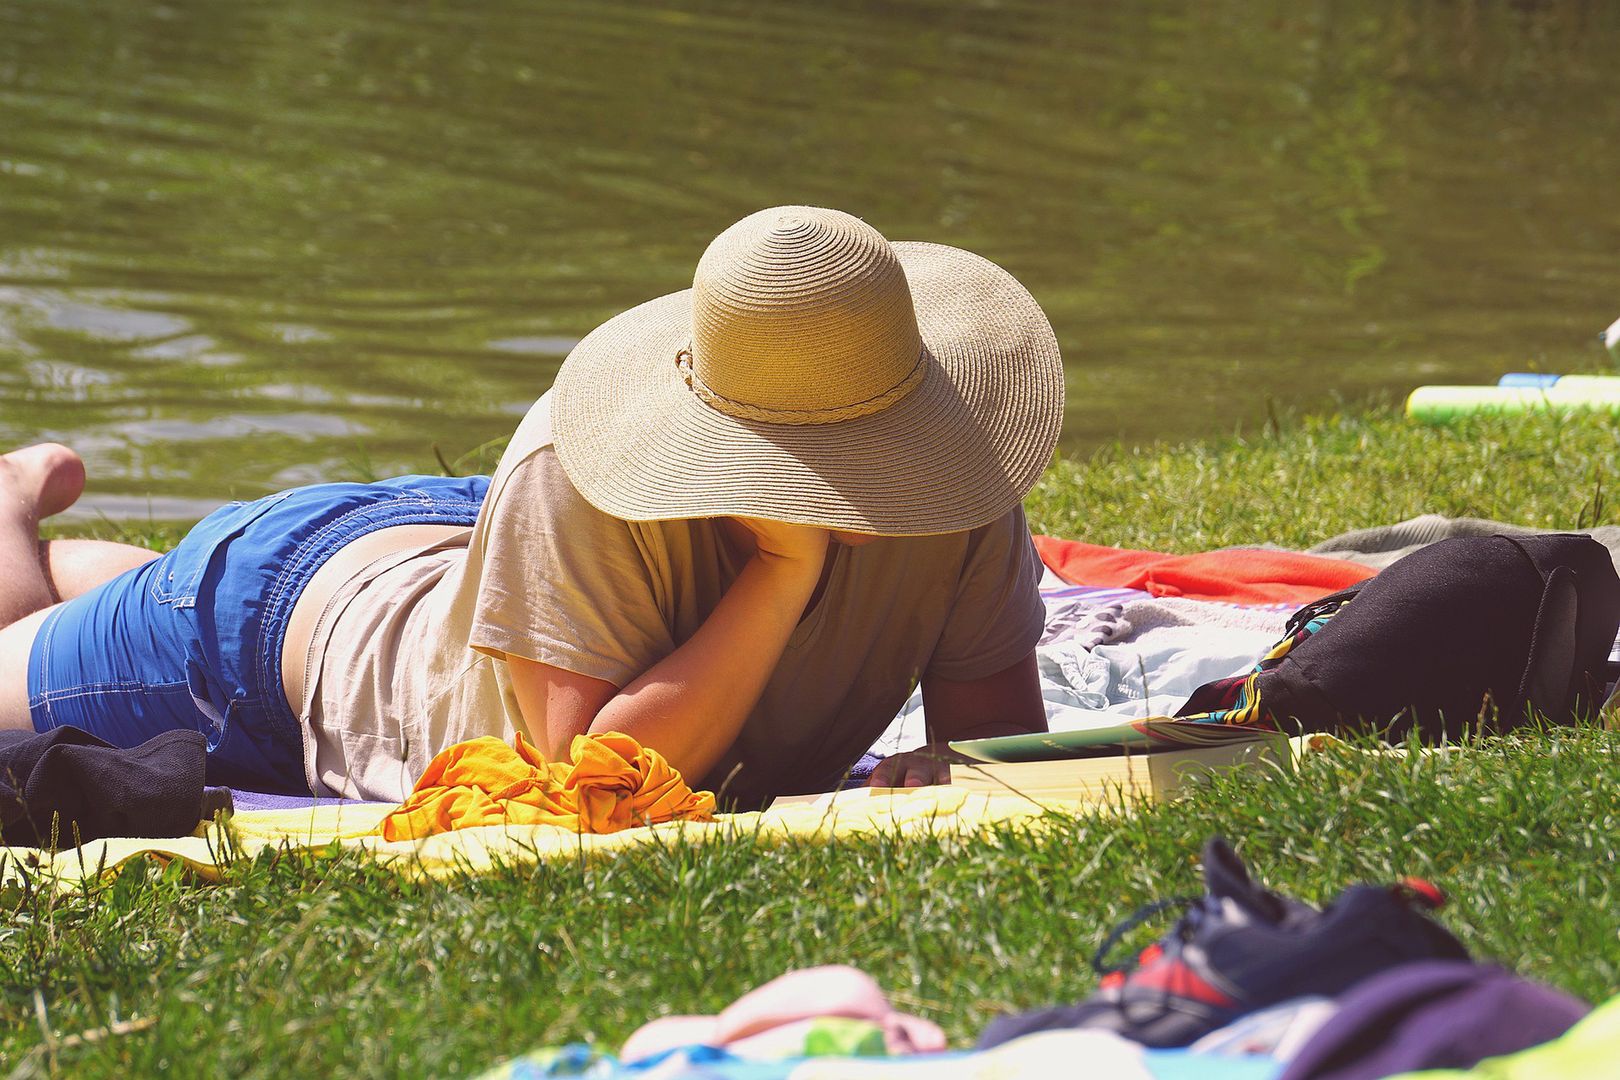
(1305, 514, 1620, 574)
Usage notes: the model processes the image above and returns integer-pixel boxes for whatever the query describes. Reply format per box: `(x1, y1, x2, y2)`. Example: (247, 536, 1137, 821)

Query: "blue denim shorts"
(28, 474, 489, 793)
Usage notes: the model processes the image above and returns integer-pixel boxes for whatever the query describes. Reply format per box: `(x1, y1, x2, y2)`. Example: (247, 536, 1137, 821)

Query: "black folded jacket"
(0, 726, 221, 848)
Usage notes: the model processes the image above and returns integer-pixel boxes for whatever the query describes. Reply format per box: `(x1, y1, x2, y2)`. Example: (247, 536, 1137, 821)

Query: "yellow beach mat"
(0, 785, 1091, 892)
(1, 734, 1347, 892)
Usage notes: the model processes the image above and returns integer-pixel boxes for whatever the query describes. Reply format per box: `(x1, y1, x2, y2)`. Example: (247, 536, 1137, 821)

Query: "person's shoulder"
(981, 502, 1031, 532)
(493, 391, 559, 473)
(481, 392, 612, 526)
(956, 502, 1032, 553)
(488, 414, 688, 545)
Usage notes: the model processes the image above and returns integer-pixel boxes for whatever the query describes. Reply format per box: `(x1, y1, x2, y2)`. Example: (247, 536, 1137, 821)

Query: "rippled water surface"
(2, 0, 1618, 520)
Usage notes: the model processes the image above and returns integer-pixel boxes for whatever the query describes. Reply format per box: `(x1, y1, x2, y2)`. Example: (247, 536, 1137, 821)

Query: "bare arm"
(507, 519, 828, 781)
(868, 650, 1044, 787)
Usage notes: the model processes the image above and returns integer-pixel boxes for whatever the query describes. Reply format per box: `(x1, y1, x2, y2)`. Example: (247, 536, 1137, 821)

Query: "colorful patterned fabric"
(472, 1033, 1283, 1079)
(1175, 591, 1360, 727)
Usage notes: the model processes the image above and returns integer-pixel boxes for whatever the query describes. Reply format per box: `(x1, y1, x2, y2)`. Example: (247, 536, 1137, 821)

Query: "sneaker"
(978, 836, 1469, 1048)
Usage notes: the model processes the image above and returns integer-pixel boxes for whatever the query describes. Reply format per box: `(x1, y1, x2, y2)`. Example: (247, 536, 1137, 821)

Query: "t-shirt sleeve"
(466, 446, 675, 687)
(925, 504, 1046, 682)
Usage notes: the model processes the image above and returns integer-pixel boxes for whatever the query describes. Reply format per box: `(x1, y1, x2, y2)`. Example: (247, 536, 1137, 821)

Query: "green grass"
(1026, 400, 1620, 547)
(8, 405, 1620, 1076)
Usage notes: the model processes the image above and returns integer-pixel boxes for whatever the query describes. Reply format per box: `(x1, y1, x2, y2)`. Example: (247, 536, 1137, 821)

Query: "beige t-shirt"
(305, 392, 1045, 806)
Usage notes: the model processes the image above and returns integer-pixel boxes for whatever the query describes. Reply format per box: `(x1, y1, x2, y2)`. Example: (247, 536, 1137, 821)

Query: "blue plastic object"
(1498, 373, 1561, 388)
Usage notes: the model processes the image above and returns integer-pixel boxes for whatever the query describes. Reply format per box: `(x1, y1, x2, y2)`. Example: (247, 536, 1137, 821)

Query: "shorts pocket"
(150, 491, 293, 607)
(184, 658, 231, 750)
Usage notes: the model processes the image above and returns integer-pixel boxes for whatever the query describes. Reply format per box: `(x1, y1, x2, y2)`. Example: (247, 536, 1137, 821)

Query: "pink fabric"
(1033, 535, 1374, 607)
(620, 965, 947, 1063)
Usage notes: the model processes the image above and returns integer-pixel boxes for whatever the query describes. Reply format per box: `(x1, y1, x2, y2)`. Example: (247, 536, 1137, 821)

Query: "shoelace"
(1087, 868, 1450, 1040)
(1091, 894, 1200, 981)
(1093, 878, 1448, 999)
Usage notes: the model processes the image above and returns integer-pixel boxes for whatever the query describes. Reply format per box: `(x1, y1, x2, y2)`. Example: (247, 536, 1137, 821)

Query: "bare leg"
(0, 444, 86, 628)
(43, 539, 160, 601)
(0, 448, 192, 730)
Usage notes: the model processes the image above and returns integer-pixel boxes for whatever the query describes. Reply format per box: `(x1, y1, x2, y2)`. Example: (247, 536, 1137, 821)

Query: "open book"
(948, 712, 1273, 762)
(944, 711, 1283, 805)
(769, 713, 1284, 810)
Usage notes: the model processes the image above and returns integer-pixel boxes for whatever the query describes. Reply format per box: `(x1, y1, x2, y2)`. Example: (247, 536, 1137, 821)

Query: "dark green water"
(2, 0, 1618, 521)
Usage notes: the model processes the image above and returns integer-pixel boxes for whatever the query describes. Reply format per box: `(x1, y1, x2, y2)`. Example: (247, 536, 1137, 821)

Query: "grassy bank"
(7, 405, 1620, 1076)
(1027, 401, 1619, 548)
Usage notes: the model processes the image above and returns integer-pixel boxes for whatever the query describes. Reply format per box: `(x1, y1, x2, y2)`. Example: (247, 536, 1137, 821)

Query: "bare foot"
(0, 443, 87, 522)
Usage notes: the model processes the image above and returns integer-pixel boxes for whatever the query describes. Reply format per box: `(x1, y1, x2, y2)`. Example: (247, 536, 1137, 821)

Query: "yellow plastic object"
(1407, 384, 1620, 424)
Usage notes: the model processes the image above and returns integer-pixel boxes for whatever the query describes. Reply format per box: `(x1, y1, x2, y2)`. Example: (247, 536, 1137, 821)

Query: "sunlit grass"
(1026, 403, 1620, 548)
(9, 404, 1620, 1075)
(3, 726, 1615, 1076)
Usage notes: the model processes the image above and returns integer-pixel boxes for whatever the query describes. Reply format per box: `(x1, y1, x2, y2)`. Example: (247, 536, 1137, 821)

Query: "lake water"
(3, 0, 1618, 522)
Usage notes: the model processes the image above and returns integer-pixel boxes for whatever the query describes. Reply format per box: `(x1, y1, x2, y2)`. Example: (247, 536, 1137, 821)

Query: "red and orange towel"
(1033, 535, 1373, 607)
(377, 731, 716, 842)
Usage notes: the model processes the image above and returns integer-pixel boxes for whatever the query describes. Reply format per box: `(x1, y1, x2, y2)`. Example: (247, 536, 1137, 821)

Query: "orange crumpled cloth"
(375, 732, 716, 842)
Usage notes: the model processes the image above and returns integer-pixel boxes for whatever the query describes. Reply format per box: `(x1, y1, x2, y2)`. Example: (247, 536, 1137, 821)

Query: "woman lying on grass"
(0, 207, 1063, 807)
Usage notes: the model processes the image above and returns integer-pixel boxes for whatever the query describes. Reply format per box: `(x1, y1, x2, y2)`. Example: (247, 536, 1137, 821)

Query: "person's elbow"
(506, 653, 619, 759)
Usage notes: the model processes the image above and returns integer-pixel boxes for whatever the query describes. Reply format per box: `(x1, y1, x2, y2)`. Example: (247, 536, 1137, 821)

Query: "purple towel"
(839, 753, 882, 789)
(227, 789, 387, 812)
(1281, 961, 1589, 1080)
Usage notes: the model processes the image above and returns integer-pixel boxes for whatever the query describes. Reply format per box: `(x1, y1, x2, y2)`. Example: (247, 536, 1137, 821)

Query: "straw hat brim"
(550, 241, 1064, 536)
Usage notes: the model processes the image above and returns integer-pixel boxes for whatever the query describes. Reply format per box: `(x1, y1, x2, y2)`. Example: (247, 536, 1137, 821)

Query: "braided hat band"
(675, 345, 929, 426)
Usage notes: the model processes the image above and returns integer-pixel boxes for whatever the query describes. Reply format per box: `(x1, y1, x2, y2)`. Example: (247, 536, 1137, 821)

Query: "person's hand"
(731, 518, 831, 570)
(868, 744, 964, 788)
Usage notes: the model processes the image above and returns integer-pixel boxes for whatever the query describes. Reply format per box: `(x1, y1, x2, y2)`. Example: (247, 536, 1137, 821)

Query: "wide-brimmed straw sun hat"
(550, 205, 1064, 536)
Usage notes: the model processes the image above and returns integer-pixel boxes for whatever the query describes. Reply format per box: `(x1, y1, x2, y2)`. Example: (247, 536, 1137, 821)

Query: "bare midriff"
(280, 522, 469, 718)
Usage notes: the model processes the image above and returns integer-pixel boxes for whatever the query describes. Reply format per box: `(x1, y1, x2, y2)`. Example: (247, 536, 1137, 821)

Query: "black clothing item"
(1207, 534, 1620, 738)
(0, 726, 224, 847)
